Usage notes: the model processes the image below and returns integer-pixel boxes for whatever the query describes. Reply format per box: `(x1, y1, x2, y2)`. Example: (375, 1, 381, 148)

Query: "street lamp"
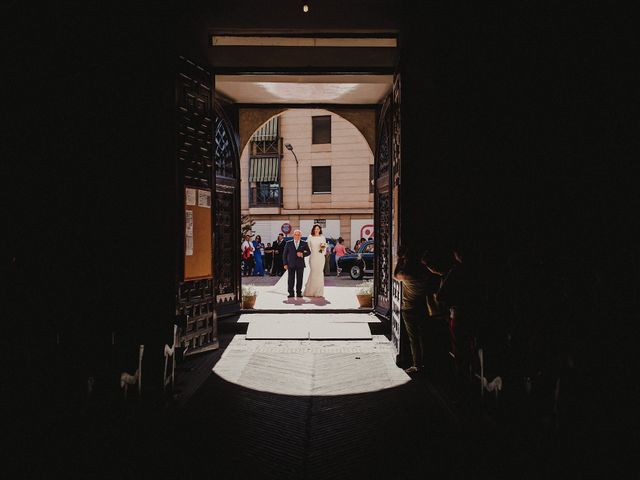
(284, 143, 300, 210)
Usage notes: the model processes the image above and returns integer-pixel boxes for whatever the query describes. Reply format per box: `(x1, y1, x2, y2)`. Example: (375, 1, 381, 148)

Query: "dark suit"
(272, 238, 286, 275)
(283, 239, 311, 296)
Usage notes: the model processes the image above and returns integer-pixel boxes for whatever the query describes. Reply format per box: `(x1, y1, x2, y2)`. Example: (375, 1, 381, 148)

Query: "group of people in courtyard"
(241, 232, 290, 277)
(241, 233, 279, 277)
(240, 225, 329, 297)
(241, 231, 367, 278)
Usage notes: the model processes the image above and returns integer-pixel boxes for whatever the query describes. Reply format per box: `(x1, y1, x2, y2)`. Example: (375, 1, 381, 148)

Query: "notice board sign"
(184, 187, 212, 281)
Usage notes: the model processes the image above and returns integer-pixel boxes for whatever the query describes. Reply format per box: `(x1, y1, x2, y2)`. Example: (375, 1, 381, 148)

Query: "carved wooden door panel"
(390, 73, 403, 359)
(374, 96, 392, 317)
(175, 56, 218, 354)
(375, 73, 402, 324)
(213, 102, 241, 317)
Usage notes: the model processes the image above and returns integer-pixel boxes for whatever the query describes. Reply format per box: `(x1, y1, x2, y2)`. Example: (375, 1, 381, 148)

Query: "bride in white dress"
(303, 224, 326, 297)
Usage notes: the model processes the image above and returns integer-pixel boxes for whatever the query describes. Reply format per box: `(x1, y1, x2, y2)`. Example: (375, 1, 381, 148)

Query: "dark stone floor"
(11, 333, 627, 479)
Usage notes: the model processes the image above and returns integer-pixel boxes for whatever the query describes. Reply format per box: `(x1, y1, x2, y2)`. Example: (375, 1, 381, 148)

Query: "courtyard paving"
(243, 271, 372, 310)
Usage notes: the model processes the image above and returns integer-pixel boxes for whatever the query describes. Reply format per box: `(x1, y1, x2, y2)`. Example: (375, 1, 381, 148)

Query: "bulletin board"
(184, 187, 213, 281)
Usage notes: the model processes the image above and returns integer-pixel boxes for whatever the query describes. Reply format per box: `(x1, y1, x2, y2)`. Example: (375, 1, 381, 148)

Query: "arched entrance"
(237, 107, 377, 311)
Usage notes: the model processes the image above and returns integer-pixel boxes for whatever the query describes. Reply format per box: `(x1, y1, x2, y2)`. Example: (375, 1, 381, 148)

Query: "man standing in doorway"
(393, 247, 429, 375)
(282, 229, 311, 297)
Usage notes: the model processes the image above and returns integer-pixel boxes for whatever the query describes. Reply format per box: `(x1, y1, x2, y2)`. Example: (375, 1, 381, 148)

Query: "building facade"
(240, 108, 374, 248)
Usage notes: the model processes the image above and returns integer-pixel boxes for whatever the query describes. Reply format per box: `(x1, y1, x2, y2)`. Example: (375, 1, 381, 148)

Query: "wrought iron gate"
(374, 96, 392, 316)
(213, 102, 241, 316)
(375, 74, 402, 323)
(391, 74, 403, 358)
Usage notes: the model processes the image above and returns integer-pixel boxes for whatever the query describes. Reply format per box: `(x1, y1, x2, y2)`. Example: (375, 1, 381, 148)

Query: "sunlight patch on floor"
(213, 335, 410, 396)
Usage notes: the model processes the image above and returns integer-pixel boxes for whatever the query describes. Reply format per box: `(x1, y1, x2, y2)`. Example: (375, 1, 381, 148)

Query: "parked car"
(337, 240, 374, 280)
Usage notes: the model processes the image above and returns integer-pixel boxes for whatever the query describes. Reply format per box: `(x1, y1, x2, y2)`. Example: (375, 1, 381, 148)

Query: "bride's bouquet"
(319, 242, 327, 254)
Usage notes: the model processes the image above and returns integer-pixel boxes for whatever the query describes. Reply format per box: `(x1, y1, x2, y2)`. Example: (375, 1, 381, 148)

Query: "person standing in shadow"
(393, 246, 430, 375)
(422, 247, 478, 396)
(271, 233, 286, 276)
(282, 229, 311, 298)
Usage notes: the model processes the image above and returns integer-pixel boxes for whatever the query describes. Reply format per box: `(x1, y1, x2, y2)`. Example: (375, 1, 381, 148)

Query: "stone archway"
(237, 106, 379, 311)
(239, 107, 377, 155)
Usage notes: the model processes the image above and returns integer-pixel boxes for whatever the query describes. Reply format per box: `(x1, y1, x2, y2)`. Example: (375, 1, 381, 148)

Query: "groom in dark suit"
(283, 229, 311, 297)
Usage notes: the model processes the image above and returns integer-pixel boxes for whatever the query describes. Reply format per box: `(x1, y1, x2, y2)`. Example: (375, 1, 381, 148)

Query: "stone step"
(246, 321, 372, 340)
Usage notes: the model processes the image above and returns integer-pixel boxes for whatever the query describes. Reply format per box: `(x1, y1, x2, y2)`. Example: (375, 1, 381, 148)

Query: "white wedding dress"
(303, 235, 326, 297)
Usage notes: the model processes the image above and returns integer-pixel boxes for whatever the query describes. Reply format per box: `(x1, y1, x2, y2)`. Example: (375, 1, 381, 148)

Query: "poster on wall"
(185, 210, 194, 256)
(185, 188, 196, 206)
(197, 189, 211, 208)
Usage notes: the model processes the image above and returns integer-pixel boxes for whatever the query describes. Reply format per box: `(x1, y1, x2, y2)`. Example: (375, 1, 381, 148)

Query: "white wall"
(299, 219, 341, 239)
(279, 109, 374, 210)
(251, 220, 291, 243)
(350, 219, 374, 248)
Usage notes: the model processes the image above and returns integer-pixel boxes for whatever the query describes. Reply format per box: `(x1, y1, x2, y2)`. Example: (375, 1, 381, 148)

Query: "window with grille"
(312, 166, 331, 194)
(312, 115, 331, 144)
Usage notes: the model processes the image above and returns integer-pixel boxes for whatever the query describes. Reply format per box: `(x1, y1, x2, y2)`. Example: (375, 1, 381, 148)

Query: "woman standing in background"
(334, 237, 347, 276)
(252, 235, 265, 276)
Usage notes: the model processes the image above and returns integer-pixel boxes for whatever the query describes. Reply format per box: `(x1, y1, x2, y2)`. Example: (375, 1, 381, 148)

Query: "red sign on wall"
(281, 222, 292, 235)
(360, 224, 374, 239)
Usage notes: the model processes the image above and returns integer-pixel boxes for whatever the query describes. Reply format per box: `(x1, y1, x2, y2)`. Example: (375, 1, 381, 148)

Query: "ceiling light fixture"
(303, 4, 309, 13)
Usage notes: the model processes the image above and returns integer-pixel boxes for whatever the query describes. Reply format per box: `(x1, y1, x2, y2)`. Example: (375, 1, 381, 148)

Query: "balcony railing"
(249, 185, 283, 208)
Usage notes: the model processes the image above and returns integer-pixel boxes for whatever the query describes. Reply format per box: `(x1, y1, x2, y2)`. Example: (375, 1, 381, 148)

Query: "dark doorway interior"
(9, 3, 630, 477)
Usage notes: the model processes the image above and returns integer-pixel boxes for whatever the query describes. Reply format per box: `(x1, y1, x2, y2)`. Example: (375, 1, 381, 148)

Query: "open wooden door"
(374, 95, 392, 317)
(175, 56, 219, 354)
(212, 101, 241, 316)
(375, 72, 402, 358)
(390, 73, 403, 361)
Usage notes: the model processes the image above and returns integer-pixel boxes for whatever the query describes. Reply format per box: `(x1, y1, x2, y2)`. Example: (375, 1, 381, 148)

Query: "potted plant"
(242, 284, 257, 309)
(356, 280, 373, 308)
